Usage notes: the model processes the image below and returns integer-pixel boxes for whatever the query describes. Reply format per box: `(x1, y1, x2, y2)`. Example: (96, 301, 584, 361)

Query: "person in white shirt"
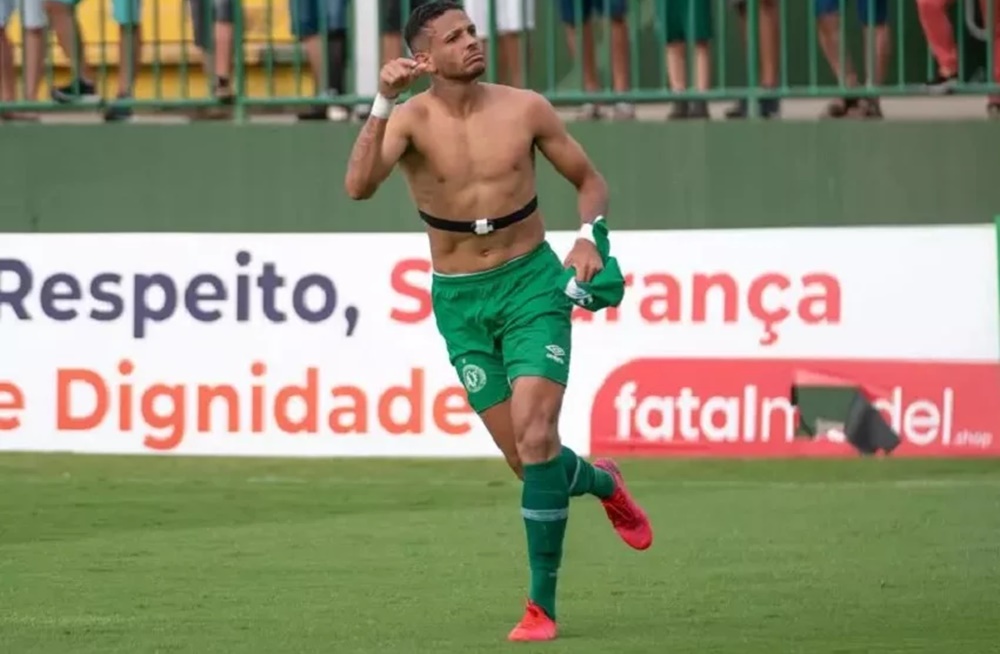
(462, 0, 534, 87)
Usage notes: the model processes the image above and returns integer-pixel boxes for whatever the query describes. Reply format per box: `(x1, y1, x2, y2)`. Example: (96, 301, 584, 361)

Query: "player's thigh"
(452, 350, 511, 415)
(501, 309, 572, 455)
(432, 285, 510, 414)
(499, 246, 573, 393)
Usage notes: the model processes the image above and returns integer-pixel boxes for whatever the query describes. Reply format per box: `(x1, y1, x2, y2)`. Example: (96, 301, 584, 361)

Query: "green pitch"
(1, 454, 998, 653)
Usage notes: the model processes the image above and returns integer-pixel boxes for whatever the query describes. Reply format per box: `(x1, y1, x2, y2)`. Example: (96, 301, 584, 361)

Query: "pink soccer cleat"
(593, 458, 654, 551)
(507, 600, 558, 642)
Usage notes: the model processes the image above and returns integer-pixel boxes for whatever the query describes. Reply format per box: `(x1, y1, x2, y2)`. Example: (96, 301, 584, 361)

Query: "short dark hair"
(403, 1, 464, 52)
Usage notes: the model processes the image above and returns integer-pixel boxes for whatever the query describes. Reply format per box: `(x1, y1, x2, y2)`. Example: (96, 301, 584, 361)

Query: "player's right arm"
(344, 59, 426, 201)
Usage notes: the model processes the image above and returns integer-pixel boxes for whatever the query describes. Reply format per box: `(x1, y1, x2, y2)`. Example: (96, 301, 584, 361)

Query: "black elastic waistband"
(418, 196, 538, 236)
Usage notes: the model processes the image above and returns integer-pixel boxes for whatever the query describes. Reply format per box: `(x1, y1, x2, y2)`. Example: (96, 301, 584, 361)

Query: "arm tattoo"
(347, 118, 386, 175)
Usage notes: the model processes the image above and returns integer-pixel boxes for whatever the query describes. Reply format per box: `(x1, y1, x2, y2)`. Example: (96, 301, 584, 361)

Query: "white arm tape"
(370, 93, 396, 120)
(578, 222, 596, 244)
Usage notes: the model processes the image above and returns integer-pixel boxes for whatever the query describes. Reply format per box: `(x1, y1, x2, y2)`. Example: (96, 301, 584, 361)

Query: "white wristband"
(578, 222, 596, 244)
(371, 93, 396, 120)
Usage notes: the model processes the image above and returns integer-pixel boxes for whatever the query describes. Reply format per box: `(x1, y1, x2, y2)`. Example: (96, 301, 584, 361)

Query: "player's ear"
(414, 52, 435, 74)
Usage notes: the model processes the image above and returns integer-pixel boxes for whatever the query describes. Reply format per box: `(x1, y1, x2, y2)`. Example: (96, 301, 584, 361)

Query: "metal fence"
(0, 0, 996, 120)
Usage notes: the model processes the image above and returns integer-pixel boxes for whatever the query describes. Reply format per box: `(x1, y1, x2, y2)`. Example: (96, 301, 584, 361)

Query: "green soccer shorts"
(431, 241, 573, 414)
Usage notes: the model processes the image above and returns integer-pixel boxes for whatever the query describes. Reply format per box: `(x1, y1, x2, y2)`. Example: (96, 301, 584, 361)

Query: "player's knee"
(511, 377, 565, 464)
(514, 409, 559, 464)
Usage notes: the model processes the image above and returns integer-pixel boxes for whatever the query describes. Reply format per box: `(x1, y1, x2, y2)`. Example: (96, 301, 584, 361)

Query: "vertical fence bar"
(232, 0, 245, 120)
(717, 0, 727, 92)
(837, 0, 846, 93)
(200, 0, 210, 98)
(895, 0, 903, 89)
(178, 0, 188, 99)
(627, 0, 639, 93)
(18, 0, 26, 103)
(601, 0, 611, 98)
(779, 0, 788, 90)
(266, 0, 276, 98)
(865, 0, 873, 88)
(657, 0, 667, 96)
(808, 0, 818, 90)
(152, 0, 162, 103)
(545, 0, 555, 93)
(958, 0, 966, 82)
(989, 0, 997, 92)
(292, 0, 302, 97)
(47, 8, 57, 99)
(925, 6, 933, 83)
(746, 0, 759, 116)
(520, 0, 530, 89)
(686, 0, 693, 98)
(487, 0, 497, 83)
(99, 0, 108, 99)
(319, 0, 328, 105)
(573, 0, 583, 95)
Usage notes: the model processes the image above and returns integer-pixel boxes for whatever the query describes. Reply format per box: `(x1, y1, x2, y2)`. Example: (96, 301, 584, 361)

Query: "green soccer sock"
(559, 445, 616, 499)
(521, 455, 570, 621)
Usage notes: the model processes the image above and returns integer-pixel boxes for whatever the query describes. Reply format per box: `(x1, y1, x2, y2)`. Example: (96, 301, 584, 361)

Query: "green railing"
(0, 0, 996, 120)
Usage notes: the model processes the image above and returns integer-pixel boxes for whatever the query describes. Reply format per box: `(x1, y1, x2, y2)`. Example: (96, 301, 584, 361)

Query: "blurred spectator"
(189, 0, 236, 103)
(464, 0, 535, 87)
(0, 1, 11, 112)
(815, 0, 890, 118)
(662, 0, 712, 119)
(44, 0, 141, 120)
(0, 0, 45, 113)
(290, 0, 350, 120)
(559, 0, 634, 120)
(381, 0, 431, 63)
(725, 0, 780, 119)
(917, 0, 1000, 116)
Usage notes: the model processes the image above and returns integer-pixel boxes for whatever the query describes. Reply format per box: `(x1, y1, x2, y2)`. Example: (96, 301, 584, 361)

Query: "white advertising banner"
(0, 225, 996, 458)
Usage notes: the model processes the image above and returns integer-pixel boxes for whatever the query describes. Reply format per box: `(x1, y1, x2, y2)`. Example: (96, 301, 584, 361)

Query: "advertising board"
(1, 225, 996, 457)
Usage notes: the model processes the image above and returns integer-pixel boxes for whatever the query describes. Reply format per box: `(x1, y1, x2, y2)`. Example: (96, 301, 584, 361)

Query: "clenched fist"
(379, 58, 428, 99)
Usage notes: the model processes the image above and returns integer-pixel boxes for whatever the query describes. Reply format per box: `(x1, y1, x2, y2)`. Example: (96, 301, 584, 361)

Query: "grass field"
(1, 454, 999, 653)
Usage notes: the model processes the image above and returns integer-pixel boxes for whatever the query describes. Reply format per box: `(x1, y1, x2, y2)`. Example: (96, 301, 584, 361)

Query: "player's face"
(427, 10, 486, 82)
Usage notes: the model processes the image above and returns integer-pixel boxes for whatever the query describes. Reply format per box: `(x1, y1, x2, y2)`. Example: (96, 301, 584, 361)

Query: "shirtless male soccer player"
(343, 1, 653, 643)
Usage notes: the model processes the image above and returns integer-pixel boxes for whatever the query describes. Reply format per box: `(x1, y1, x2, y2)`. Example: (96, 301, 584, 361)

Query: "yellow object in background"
(3, 0, 313, 100)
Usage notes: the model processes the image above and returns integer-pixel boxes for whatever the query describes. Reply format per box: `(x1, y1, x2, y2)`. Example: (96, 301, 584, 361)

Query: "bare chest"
(406, 114, 535, 185)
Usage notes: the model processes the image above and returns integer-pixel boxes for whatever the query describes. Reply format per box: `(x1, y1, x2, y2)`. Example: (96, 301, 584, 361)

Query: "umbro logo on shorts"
(545, 345, 566, 365)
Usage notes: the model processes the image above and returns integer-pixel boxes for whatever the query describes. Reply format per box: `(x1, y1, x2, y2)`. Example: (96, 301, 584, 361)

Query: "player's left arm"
(530, 92, 609, 227)
(530, 93, 608, 281)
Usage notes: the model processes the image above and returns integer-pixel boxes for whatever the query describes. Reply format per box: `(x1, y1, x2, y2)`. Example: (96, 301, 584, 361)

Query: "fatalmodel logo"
(0, 251, 360, 339)
(590, 357, 1000, 458)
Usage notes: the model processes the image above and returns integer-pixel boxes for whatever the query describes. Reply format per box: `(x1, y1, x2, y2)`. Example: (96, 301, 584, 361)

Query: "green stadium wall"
(0, 123, 998, 232)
